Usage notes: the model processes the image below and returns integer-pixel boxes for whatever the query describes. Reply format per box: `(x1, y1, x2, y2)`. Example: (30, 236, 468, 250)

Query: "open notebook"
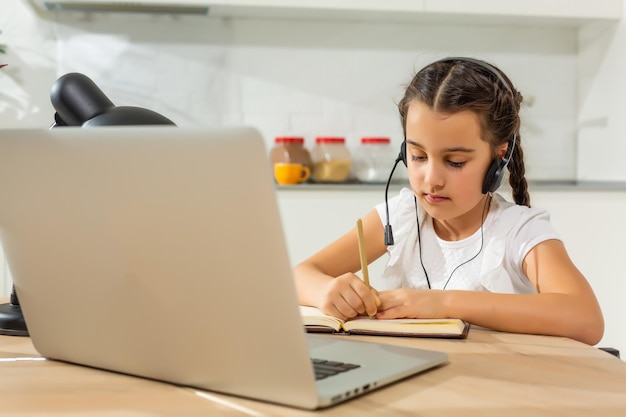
(0, 127, 448, 409)
(301, 306, 470, 338)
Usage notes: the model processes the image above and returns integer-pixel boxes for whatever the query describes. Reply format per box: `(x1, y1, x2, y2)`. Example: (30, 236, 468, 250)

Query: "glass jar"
(352, 137, 397, 183)
(269, 137, 313, 172)
(311, 137, 352, 183)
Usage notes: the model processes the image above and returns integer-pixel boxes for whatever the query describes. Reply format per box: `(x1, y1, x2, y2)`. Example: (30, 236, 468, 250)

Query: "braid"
(507, 134, 531, 207)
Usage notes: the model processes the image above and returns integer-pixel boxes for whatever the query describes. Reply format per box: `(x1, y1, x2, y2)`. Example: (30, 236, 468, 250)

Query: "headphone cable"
(415, 194, 491, 290)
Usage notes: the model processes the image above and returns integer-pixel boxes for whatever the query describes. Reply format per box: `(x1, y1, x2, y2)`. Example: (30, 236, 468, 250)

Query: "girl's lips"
(424, 193, 449, 204)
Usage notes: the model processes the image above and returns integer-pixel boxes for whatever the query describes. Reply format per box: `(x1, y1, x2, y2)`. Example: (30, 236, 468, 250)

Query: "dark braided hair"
(398, 58, 530, 207)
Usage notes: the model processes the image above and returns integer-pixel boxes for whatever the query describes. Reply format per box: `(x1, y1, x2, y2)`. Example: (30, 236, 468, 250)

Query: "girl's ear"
(497, 142, 509, 159)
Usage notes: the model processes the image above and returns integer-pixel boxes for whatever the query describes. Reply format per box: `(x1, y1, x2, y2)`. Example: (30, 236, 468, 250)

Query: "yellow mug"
(274, 163, 310, 185)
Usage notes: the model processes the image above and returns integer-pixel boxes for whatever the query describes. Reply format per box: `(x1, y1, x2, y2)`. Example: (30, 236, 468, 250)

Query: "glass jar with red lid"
(269, 137, 313, 172)
(352, 137, 397, 183)
(311, 137, 352, 183)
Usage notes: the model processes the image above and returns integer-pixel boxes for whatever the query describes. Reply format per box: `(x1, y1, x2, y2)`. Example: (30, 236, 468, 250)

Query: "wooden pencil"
(356, 218, 370, 287)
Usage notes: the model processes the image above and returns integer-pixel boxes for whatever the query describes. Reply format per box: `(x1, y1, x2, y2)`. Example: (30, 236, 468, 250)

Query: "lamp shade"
(50, 72, 175, 127)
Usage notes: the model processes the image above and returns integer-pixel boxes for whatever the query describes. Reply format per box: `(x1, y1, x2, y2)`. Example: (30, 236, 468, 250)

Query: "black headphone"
(384, 57, 516, 246)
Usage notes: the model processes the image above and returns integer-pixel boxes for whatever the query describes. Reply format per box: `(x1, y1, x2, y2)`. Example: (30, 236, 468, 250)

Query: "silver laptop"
(0, 127, 447, 409)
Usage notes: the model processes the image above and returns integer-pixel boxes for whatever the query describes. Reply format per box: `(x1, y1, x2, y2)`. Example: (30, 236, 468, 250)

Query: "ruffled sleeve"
(479, 195, 561, 294)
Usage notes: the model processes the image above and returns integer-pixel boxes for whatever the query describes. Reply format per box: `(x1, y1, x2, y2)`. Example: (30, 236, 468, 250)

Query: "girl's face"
(405, 100, 497, 226)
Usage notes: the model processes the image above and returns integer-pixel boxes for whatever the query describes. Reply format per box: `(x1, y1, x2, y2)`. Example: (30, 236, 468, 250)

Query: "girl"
(293, 57, 604, 345)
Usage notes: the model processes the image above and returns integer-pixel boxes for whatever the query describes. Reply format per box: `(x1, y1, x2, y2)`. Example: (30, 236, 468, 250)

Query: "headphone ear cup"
(400, 141, 407, 167)
(482, 159, 505, 194)
(483, 135, 516, 193)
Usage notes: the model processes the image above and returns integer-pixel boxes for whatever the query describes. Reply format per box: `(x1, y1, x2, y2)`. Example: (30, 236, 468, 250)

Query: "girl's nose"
(423, 161, 444, 189)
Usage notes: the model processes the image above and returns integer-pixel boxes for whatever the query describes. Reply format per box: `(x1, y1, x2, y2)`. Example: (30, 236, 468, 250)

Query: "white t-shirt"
(375, 188, 560, 294)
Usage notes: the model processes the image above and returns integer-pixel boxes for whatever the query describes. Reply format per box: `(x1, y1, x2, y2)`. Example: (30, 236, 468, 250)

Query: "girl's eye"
(409, 154, 465, 168)
(448, 161, 466, 168)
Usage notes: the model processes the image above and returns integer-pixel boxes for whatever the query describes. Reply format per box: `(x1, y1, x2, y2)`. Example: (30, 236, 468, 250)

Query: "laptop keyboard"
(312, 358, 361, 380)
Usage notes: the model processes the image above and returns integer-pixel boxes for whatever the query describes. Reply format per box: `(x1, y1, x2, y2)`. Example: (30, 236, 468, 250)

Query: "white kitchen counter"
(277, 180, 626, 192)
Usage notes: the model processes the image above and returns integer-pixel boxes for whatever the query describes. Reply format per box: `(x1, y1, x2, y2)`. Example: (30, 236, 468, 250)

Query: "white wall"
(0, 1, 57, 128)
(578, 6, 626, 180)
(1, 0, 579, 180)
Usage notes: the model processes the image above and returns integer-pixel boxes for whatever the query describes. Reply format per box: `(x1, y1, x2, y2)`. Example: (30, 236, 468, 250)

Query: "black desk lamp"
(0, 73, 176, 336)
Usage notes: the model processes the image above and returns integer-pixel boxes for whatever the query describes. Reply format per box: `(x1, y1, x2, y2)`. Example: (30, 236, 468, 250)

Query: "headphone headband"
(435, 57, 514, 98)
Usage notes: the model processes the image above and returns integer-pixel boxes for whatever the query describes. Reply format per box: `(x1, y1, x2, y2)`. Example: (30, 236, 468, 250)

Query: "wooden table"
(1, 328, 625, 416)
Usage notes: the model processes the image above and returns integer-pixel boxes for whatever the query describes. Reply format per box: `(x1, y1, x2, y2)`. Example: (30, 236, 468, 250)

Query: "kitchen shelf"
(276, 180, 626, 192)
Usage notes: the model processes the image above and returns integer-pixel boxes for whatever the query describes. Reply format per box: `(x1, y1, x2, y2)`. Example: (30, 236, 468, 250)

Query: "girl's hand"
(318, 273, 381, 320)
(375, 289, 448, 320)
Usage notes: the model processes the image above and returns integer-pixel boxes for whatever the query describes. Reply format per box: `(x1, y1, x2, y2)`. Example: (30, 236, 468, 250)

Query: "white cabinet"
(218, 0, 623, 25)
(421, 0, 621, 20)
(36, 0, 622, 27)
(218, 0, 622, 19)
(209, 0, 623, 26)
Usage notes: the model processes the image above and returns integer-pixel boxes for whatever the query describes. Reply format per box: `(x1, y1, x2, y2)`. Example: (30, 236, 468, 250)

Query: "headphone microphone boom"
(383, 152, 405, 246)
